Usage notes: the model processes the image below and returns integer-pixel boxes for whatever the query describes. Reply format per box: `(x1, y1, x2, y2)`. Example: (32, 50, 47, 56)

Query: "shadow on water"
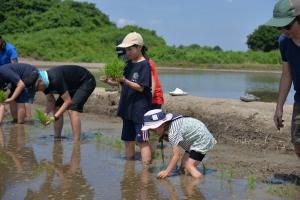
(265, 174, 300, 186)
(0, 121, 299, 200)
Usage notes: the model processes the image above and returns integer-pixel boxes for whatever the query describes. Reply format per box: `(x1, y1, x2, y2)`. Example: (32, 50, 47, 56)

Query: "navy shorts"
(121, 119, 149, 142)
(55, 77, 96, 112)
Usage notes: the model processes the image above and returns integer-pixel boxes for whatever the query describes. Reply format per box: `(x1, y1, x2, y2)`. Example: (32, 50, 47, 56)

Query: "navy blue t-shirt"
(0, 63, 37, 87)
(44, 65, 93, 95)
(279, 34, 300, 103)
(117, 60, 152, 123)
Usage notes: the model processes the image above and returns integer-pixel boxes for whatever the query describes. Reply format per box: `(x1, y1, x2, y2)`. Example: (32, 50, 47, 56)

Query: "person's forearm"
(165, 153, 180, 173)
(277, 76, 292, 108)
(123, 78, 144, 92)
(10, 80, 25, 100)
(277, 64, 292, 109)
(55, 101, 71, 118)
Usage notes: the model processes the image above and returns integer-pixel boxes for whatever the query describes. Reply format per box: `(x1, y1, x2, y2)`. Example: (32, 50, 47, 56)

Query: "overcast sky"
(81, 0, 277, 51)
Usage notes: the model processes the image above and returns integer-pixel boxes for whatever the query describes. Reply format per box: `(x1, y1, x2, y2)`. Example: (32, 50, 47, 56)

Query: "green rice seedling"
(248, 175, 256, 190)
(0, 90, 7, 103)
(35, 109, 52, 125)
(202, 163, 207, 175)
(94, 132, 103, 142)
(104, 59, 125, 80)
(227, 168, 235, 181)
(112, 138, 122, 149)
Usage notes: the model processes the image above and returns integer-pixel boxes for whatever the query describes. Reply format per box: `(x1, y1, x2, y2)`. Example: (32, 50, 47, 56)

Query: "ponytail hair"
(141, 46, 149, 60)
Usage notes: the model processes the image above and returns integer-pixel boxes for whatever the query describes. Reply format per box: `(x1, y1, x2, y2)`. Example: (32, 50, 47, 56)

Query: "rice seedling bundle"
(35, 109, 52, 125)
(0, 90, 7, 103)
(104, 59, 125, 80)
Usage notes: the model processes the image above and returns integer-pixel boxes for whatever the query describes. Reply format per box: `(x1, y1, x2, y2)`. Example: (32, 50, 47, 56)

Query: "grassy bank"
(5, 26, 282, 71)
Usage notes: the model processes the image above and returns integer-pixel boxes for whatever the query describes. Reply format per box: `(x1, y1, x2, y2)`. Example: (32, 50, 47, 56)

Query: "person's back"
(0, 63, 36, 84)
(168, 117, 216, 154)
(45, 65, 93, 94)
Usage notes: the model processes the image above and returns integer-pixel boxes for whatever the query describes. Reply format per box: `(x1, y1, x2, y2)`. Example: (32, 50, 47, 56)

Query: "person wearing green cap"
(266, 0, 300, 158)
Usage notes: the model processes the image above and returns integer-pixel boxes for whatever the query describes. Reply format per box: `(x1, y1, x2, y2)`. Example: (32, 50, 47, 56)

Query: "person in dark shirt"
(101, 32, 152, 165)
(266, 0, 300, 158)
(32, 65, 96, 141)
(0, 63, 38, 124)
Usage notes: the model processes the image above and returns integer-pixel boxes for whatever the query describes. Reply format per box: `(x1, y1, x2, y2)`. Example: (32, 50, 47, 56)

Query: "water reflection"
(159, 177, 206, 200)
(158, 70, 294, 104)
(121, 161, 160, 200)
(0, 125, 38, 200)
(25, 141, 94, 199)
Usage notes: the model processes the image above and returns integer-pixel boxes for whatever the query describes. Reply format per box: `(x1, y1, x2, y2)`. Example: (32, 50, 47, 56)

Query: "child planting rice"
(142, 109, 217, 178)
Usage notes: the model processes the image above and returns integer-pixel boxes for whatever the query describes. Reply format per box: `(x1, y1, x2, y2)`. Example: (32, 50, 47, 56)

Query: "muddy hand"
(42, 117, 54, 126)
(99, 76, 108, 83)
(276, 118, 284, 130)
(157, 170, 169, 179)
(4, 98, 13, 104)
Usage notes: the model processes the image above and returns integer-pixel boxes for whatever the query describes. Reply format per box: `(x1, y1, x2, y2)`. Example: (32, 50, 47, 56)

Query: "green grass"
(35, 108, 52, 125)
(0, 90, 7, 103)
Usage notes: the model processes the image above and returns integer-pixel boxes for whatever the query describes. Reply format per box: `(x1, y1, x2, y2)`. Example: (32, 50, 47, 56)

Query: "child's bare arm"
(120, 78, 144, 92)
(157, 146, 181, 178)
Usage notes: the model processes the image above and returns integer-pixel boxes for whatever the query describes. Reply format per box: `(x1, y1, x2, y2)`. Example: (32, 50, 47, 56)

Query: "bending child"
(141, 109, 217, 178)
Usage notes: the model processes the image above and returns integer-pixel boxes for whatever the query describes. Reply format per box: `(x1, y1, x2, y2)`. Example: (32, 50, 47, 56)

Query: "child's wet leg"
(139, 141, 151, 165)
(125, 141, 135, 160)
(185, 158, 202, 178)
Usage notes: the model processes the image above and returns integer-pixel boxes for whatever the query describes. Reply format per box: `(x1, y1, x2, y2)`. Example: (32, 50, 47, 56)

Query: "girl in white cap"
(142, 109, 216, 178)
(101, 32, 152, 165)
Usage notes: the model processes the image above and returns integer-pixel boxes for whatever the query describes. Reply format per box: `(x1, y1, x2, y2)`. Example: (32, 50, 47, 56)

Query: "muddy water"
(0, 114, 299, 200)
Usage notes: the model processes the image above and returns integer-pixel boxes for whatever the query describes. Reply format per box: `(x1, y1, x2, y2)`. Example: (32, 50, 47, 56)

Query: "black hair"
(0, 36, 5, 51)
(23, 71, 39, 87)
(158, 121, 172, 142)
(141, 46, 149, 60)
(131, 44, 149, 59)
(296, 16, 300, 24)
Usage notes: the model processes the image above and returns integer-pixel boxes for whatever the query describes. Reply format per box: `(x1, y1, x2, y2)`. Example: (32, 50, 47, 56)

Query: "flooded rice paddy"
(0, 114, 299, 200)
(158, 70, 295, 104)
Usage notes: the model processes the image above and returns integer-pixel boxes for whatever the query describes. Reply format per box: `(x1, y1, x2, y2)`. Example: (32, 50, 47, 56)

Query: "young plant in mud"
(103, 58, 125, 81)
(227, 168, 235, 181)
(35, 109, 53, 125)
(0, 90, 7, 103)
(248, 175, 256, 190)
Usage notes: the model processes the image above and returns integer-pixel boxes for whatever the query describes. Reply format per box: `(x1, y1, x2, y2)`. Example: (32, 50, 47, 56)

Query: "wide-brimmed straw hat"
(141, 109, 173, 131)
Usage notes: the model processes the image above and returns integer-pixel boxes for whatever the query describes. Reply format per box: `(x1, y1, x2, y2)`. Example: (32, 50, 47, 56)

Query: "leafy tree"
(0, 0, 112, 34)
(247, 25, 281, 52)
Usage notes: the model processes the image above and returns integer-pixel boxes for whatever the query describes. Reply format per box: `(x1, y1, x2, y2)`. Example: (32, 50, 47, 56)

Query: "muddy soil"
(33, 89, 300, 182)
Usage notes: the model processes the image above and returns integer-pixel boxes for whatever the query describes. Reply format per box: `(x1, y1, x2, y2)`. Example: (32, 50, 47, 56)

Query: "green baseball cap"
(265, 0, 300, 27)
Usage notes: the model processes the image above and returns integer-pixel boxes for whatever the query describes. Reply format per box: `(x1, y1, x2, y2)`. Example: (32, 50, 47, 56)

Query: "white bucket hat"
(117, 32, 144, 48)
(141, 109, 173, 131)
